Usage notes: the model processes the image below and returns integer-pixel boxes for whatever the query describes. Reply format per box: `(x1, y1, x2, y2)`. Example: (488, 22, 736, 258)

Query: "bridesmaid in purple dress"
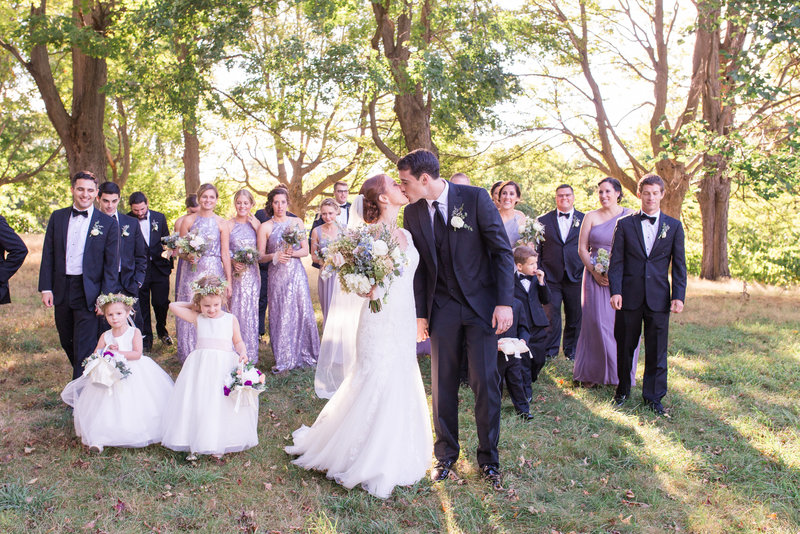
(256, 188, 319, 373)
(497, 180, 527, 247)
(176, 184, 232, 362)
(573, 177, 639, 386)
(173, 195, 199, 304)
(310, 198, 343, 326)
(228, 189, 262, 363)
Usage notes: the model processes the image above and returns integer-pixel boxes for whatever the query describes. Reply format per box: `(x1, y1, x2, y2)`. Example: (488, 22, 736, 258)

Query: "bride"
(285, 174, 433, 499)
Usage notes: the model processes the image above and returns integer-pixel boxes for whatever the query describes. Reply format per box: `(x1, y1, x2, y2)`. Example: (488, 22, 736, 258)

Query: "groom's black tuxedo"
(404, 181, 514, 467)
(0, 214, 28, 304)
(39, 207, 119, 378)
(608, 211, 686, 404)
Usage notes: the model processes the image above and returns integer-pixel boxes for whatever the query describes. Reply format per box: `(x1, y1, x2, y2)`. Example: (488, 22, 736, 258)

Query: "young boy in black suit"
(513, 246, 551, 394)
(497, 299, 532, 420)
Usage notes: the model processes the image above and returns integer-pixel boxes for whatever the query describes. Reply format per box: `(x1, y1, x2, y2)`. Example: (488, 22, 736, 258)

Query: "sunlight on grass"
(433, 483, 464, 534)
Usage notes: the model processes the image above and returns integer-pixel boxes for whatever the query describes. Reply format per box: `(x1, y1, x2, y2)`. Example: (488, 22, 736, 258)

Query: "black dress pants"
(54, 275, 98, 379)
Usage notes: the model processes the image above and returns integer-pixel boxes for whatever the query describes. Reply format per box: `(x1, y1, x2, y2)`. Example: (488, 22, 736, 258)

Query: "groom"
(609, 173, 686, 416)
(399, 149, 515, 489)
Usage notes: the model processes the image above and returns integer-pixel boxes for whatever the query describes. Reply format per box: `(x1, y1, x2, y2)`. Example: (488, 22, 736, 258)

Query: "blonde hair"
(234, 189, 255, 205)
(191, 275, 227, 306)
(319, 198, 341, 215)
(196, 183, 219, 199)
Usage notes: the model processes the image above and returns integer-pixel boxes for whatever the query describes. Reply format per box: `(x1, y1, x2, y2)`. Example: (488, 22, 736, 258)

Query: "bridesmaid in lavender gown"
(173, 195, 199, 305)
(228, 190, 262, 363)
(175, 184, 232, 362)
(497, 180, 527, 247)
(573, 177, 639, 386)
(310, 199, 343, 326)
(257, 188, 319, 373)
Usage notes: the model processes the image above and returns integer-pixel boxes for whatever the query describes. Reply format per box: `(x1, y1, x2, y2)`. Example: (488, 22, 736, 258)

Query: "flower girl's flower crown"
(190, 278, 228, 297)
(95, 293, 137, 312)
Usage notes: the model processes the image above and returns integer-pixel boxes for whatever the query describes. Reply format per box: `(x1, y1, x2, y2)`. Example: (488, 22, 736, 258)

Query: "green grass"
(1, 236, 799, 532)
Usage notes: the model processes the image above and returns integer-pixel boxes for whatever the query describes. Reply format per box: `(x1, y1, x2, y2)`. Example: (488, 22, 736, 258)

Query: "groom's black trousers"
(430, 298, 501, 467)
(614, 305, 670, 403)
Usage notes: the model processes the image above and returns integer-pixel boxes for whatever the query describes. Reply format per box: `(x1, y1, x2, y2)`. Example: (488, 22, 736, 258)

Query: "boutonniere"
(450, 205, 473, 231)
(151, 221, 159, 232)
(659, 223, 670, 239)
(121, 225, 130, 237)
(90, 221, 104, 236)
(573, 217, 581, 228)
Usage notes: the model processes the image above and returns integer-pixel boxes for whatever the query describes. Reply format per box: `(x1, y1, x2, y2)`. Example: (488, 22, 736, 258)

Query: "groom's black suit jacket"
(403, 182, 515, 324)
(38, 207, 120, 310)
(116, 212, 147, 296)
(608, 211, 687, 312)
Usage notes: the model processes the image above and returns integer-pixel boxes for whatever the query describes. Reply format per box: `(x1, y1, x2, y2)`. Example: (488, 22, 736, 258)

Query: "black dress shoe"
(160, 334, 174, 345)
(481, 464, 503, 491)
(431, 459, 455, 482)
(649, 402, 670, 417)
(143, 343, 153, 353)
(516, 411, 534, 422)
(612, 394, 628, 408)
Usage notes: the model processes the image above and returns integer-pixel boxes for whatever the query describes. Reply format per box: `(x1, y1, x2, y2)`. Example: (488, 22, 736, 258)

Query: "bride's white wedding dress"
(285, 228, 433, 499)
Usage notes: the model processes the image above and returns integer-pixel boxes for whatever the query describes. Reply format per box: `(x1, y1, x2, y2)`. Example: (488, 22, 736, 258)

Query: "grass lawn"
(1, 235, 798, 533)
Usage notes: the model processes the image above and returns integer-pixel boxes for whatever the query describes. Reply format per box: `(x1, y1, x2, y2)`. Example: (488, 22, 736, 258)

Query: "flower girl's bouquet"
(176, 229, 209, 271)
(223, 361, 266, 412)
(593, 248, 610, 275)
(231, 247, 259, 276)
(280, 224, 307, 250)
(81, 349, 132, 392)
(517, 217, 546, 246)
(160, 232, 181, 260)
(320, 224, 406, 313)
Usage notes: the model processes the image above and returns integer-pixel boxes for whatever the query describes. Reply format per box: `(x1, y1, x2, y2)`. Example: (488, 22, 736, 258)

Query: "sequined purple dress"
(267, 221, 319, 371)
(176, 215, 225, 362)
(230, 221, 261, 363)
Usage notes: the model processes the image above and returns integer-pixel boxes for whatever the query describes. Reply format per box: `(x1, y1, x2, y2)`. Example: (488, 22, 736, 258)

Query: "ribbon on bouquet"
(82, 358, 123, 394)
(498, 338, 530, 362)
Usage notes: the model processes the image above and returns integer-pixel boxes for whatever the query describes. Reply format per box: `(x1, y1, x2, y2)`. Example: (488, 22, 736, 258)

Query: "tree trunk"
(697, 157, 731, 280)
(182, 123, 201, 195)
(393, 92, 435, 153)
(654, 159, 691, 219)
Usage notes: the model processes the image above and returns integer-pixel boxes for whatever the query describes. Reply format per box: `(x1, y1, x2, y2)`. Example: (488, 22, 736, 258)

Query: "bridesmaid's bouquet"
(320, 224, 406, 313)
(280, 224, 307, 250)
(231, 246, 259, 277)
(223, 361, 266, 412)
(160, 232, 181, 259)
(517, 217, 546, 246)
(593, 248, 610, 275)
(176, 230, 209, 271)
(82, 349, 132, 389)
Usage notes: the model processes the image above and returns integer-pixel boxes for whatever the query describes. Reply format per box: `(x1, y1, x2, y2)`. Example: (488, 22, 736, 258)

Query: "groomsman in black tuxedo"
(537, 185, 584, 360)
(399, 149, 515, 490)
(0, 214, 28, 304)
(97, 182, 147, 332)
(128, 192, 172, 351)
(609, 174, 686, 416)
(309, 181, 351, 268)
(39, 171, 119, 378)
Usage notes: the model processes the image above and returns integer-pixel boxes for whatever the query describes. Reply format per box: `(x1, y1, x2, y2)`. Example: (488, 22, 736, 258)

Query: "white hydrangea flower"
(372, 239, 389, 256)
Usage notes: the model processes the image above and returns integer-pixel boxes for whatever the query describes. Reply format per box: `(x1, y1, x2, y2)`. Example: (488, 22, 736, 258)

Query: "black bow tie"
(519, 274, 535, 281)
(72, 208, 88, 218)
(640, 213, 657, 225)
(558, 211, 570, 218)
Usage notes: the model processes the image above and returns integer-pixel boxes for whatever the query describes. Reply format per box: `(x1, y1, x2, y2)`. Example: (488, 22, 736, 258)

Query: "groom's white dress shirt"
(66, 204, 94, 275)
(426, 180, 450, 228)
(641, 211, 660, 256)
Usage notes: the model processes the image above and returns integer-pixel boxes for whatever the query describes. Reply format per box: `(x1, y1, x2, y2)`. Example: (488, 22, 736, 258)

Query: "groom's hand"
(492, 305, 513, 334)
(610, 295, 622, 310)
(416, 318, 429, 342)
(670, 299, 684, 313)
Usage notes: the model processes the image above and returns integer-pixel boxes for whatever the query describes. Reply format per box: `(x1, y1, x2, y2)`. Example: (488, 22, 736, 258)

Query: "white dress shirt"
(65, 204, 94, 275)
(426, 180, 450, 228)
(519, 275, 531, 293)
(335, 204, 348, 227)
(138, 211, 151, 246)
(641, 210, 660, 256)
(557, 208, 574, 242)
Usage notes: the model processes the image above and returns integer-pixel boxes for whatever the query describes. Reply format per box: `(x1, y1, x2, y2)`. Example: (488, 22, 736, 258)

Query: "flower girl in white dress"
(161, 275, 258, 460)
(61, 294, 174, 453)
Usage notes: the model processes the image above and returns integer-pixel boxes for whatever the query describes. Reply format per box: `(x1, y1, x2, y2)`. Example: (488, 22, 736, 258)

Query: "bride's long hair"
(358, 174, 389, 223)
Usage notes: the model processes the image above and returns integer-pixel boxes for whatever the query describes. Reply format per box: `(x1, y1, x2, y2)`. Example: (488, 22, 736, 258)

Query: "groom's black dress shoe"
(612, 394, 628, 408)
(648, 401, 670, 417)
(431, 459, 455, 482)
(516, 411, 534, 422)
(481, 464, 503, 491)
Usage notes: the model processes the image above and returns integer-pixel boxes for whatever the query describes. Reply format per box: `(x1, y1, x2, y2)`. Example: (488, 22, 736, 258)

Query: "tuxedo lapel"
(549, 212, 564, 245)
(565, 212, 581, 242)
(632, 211, 648, 256)
(59, 208, 70, 249)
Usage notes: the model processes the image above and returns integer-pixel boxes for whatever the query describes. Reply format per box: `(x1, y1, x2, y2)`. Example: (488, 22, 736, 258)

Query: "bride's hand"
(416, 318, 429, 343)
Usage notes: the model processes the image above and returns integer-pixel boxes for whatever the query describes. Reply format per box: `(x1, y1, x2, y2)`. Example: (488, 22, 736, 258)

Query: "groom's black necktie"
(432, 201, 446, 246)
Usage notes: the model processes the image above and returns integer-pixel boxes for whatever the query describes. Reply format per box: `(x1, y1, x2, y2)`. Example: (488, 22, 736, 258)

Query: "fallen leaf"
(82, 519, 96, 530)
(26, 478, 37, 485)
(591, 433, 599, 438)
(114, 498, 127, 515)
(263, 482, 272, 491)
(624, 489, 635, 499)
(23, 446, 35, 454)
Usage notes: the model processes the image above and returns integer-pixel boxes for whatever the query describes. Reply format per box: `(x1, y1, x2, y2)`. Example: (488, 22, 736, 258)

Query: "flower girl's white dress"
(61, 326, 174, 449)
(161, 313, 259, 455)
(285, 229, 433, 499)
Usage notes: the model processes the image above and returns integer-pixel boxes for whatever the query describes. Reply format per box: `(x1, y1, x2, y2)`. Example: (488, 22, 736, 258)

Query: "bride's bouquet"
(82, 349, 132, 391)
(593, 248, 610, 275)
(320, 224, 405, 313)
(160, 232, 181, 259)
(223, 361, 266, 412)
(517, 216, 546, 246)
(176, 229, 209, 271)
(231, 246, 259, 276)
